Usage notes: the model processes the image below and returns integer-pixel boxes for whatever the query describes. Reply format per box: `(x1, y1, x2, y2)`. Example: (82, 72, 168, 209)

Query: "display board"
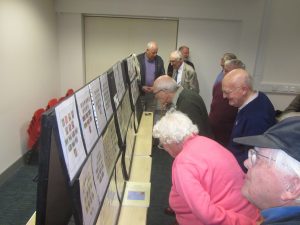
(78, 156, 100, 225)
(75, 85, 99, 154)
(89, 78, 107, 135)
(99, 72, 113, 121)
(112, 61, 126, 105)
(123, 113, 136, 175)
(115, 90, 133, 143)
(36, 57, 141, 225)
(91, 137, 109, 205)
(55, 96, 87, 183)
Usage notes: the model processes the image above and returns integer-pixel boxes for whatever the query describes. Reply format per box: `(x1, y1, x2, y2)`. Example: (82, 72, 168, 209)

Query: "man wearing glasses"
(153, 75, 212, 138)
(222, 69, 276, 172)
(233, 116, 300, 225)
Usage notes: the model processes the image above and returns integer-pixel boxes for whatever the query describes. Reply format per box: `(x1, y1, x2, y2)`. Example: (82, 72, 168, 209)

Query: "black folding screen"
(36, 56, 143, 225)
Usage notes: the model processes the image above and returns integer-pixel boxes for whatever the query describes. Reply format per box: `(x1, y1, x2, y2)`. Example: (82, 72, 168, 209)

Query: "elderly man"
(209, 59, 245, 147)
(169, 50, 199, 93)
(214, 52, 237, 86)
(222, 69, 276, 172)
(137, 41, 165, 111)
(153, 75, 212, 138)
(167, 45, 195, 75)
(233, 116, 300, 224)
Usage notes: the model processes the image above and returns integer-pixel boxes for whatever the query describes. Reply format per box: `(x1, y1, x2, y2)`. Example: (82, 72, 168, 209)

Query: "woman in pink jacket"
(153, 110, 260, 225)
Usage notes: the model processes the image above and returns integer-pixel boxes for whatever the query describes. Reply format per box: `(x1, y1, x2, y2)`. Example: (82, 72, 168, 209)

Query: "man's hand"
(142, 86, 153, 93)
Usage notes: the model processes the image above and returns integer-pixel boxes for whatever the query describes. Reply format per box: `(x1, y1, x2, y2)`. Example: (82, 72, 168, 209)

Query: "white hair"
(271, 149, 300, 178)
(153, 110, 198, 144)
(270, 149, 300, 202)
(170, 50, 183, 61)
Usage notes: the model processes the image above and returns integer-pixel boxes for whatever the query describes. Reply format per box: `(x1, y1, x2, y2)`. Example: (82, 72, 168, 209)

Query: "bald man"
(222, 69, 276, 172)
(153, 75, 212, 138)
(137, 41, 165, 111)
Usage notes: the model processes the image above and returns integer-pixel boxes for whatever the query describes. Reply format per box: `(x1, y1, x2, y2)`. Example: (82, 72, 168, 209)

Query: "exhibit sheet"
(55, 96, 86, 182)
(75, 86, 98, 153)
(126, 55, 137, 82)
(79, 156, 100, 225)
(89, 78, 107, 135)
(91, 137, 109, 204)
(102, 119, 119, 175)
(112, 61, 126, 102)
(99, 72, 113, 121)
(124, 114, 136, 173)
(130, 77, 139, 106)
(96, 178, 120, 225)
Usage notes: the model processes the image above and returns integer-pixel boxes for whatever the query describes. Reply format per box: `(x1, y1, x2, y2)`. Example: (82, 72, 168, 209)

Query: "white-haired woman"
(153, 110, 260, 225)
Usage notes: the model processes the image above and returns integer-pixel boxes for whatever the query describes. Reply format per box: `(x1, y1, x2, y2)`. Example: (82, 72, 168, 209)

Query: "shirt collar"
(239, 91, 258, 111)
(178, 62, 184, 73)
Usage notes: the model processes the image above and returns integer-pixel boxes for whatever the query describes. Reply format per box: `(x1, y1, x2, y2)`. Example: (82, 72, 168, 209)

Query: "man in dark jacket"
(137, 41, 165, 111)
(234, 117, 300, 225)
(153, 75, 212, 138)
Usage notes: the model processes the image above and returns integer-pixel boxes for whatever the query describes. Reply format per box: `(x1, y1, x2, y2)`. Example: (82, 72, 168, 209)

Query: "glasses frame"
(248, 148, 276, 166)
(222, 86, 242, 95)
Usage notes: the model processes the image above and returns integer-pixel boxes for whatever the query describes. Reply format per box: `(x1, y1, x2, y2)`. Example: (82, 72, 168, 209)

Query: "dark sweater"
(176, 89, 213, 138)
(228, 92, 276, 171)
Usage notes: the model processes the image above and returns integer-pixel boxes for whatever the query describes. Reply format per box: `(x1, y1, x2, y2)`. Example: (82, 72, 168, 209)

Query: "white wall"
(1, 0, 299, 174)
(0, 0, 59, 175)
(254, 0, 300, 109)
(55, 0, 266, 108)
(84, 17, 178, 82)
(57, 13, 85, 94)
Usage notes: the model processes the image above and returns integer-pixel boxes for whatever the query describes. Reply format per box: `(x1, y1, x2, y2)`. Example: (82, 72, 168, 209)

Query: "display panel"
(100, 72, 113, 121)
(112, 61, 126, 102)
(79, 156, 100, 225)
(55, 96, 86, 182)
(91, 136, 109, 205)
(89, 78, 107, 135)
(95, 178, 120, 225)
(130, 77, 139, 107)
(75, 86, 99, 153)
(102, 118, 120, 175)
(115, 90, 133, 143)
(126, 55, 137, 82)
(124, 114, 136, 174)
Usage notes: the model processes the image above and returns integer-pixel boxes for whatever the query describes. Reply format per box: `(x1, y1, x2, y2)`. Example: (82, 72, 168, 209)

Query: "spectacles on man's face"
(222, 86, 241, 95)
(248, 148, 275, 166)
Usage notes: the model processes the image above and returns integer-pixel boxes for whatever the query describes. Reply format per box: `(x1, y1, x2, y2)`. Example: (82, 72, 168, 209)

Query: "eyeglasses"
(222, 87, 241, 95)
(248, 148, 275, 166)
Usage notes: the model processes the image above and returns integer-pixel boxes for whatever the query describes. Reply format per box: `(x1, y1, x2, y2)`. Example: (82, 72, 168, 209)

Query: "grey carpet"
(0, 146, 175, 225)
(0, 161, 38, 225)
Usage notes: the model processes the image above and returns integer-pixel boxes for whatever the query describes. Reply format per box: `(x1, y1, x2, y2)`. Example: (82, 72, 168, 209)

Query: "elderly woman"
(153, 110, 260, 225)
